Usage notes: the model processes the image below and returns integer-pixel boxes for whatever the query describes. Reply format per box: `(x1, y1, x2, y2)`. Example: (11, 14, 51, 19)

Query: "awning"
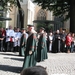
(33, 20, 54, 24)
(33, 20, 62, 25)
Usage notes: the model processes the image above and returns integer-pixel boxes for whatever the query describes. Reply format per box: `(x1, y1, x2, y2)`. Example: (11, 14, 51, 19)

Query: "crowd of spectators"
(0, 26, 75, 53)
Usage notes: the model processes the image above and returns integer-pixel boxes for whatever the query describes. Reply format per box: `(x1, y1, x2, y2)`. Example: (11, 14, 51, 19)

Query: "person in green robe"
(23, 24, 37, 69)
(19, 28, 28, 56)
(37, 27, 48, 62)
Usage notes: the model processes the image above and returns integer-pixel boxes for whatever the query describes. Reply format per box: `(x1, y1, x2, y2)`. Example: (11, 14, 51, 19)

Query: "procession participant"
(5, 26, 15, 52)
(60, 30, 67, 52)
(23, 24, 37, 69)
(52, 30, 61, 53)
(19, 28, 28, 56)
(13, 27, 17, 52)
(48, 32, 53, 52)
(14, 27, 22, 52)
(37, 27, 48, 62)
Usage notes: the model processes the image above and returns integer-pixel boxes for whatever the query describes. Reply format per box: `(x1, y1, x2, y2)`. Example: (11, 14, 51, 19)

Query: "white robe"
(6, 29, 15, 42)
(49, 35, 53, 51)
(14, 32, 22, 47)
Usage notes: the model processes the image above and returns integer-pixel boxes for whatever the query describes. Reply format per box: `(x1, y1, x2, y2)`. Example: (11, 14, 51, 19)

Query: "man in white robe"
(5, 26, 15, 52)
(14, 28, 22, 52)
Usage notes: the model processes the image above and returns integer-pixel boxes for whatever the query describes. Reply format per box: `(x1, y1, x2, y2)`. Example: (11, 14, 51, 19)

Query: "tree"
(33, 0, 75, 33)
(0, 0, 22, 10)
(0, 0, 24, 28)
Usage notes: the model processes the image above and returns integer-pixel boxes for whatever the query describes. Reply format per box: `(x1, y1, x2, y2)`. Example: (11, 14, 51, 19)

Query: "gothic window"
(37, 9, 46, 20)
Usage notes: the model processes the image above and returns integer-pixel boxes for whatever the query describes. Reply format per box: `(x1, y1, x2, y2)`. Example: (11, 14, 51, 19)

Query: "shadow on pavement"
(0, 65, 22, 73)
(0, 52, 18, 56)
(10, 58, 24, 61)
(3, 57, 24, 61)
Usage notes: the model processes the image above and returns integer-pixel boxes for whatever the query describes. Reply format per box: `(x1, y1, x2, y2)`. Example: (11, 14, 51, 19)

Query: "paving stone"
(0, 52, 75, 75)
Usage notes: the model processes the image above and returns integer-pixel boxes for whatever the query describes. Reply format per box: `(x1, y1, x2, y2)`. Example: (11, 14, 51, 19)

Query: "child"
(21, 66, 48, 75)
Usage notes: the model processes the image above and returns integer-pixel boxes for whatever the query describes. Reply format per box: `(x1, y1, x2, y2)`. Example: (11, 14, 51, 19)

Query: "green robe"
(23, 33, 37, 69)
(19, 34, 26, 56)
(37, 33, 48, 62)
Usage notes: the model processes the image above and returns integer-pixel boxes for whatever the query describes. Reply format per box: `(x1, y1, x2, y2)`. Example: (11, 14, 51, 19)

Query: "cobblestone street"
(0, 52, 75, 75)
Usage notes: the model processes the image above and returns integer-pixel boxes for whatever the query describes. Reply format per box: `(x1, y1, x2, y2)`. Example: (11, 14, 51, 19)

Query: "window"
(37, 9, 46, 20)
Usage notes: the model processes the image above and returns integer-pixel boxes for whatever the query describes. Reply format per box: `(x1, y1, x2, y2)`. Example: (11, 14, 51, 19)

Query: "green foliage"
(36, 23, 54, 32)
(0, 21, 6, 28)
(33, 0, 70, 20)
(0, 22, 2, 27)
(0, 0, 23, 11)
(37, 23, 46, 31)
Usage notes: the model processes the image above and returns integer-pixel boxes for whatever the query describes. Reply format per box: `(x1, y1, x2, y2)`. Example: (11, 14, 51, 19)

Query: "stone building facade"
(7, 0, 69, 31)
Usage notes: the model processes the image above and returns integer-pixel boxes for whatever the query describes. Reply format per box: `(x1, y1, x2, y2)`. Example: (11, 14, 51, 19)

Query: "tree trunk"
(70, 0, 75, 33)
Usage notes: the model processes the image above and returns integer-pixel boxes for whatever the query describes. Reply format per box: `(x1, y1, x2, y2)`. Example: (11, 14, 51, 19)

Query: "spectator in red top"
(0, 28, 6, 37)
(65, 33, 72, 53)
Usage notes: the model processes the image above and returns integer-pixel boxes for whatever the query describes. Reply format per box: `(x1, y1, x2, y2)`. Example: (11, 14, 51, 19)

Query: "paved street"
(0, 52, 75, 75)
